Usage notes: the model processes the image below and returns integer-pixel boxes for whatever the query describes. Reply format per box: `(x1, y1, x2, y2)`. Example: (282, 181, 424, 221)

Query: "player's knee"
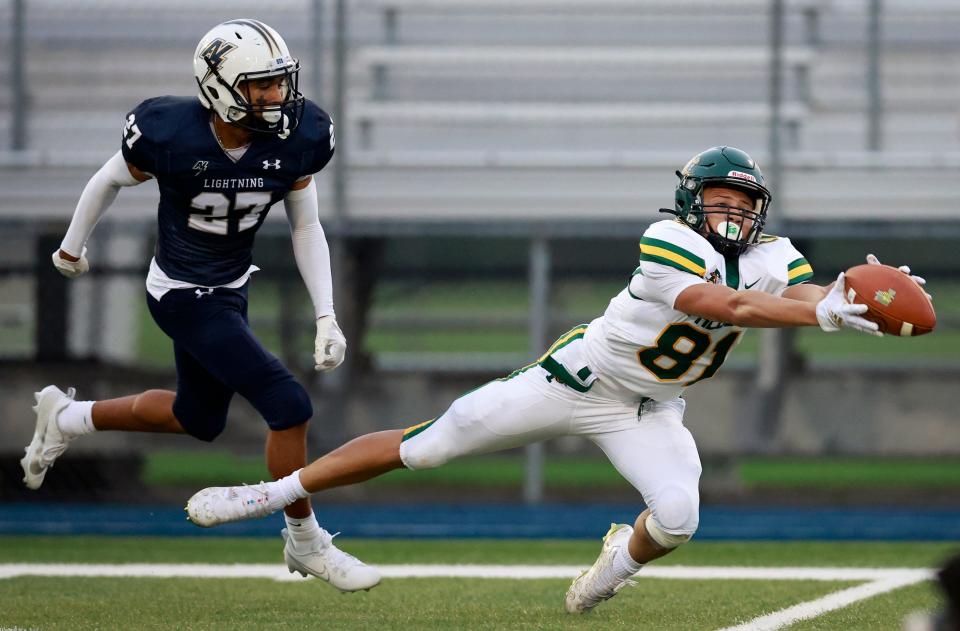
(398, 425, 456, 470)
(251, 379, 313, 431)
(646, 485, 699, 548)
(180, 414, 227, 442)
(275, 383, 313, 428)
(172, 399, 227, 443)
(400, 440, 455, 470)
(188, 422, 226, 442)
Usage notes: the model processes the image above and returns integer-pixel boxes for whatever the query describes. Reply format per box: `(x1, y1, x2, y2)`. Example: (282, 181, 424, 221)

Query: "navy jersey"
(121, 96, 334, 286)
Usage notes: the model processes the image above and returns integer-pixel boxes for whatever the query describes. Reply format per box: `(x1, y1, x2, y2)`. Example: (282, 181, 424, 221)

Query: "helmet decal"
(199, 38, 237, 84)
(727, 170, 758, 183)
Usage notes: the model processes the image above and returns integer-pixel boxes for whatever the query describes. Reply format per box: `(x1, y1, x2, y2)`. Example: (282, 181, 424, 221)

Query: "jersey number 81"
(637, 323, 741, 386)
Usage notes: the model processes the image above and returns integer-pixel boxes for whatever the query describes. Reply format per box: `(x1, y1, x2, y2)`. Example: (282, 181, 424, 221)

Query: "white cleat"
(565, 523, 637, 614)
(282, 527, 381, 592)
(21, 385, 77, 490)
(185, 483, 275, 527)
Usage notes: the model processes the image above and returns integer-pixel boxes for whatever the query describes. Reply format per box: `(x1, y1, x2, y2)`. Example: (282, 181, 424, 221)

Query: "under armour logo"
(193, 160, 209, 176)
(263, 159, 281, 170)
(195, 288, 214, 299)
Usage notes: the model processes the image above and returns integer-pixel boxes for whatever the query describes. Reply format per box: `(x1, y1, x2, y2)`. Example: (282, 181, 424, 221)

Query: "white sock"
(611, 541, 644, 581)
(57, 401, 96, 439)
(284, 511, 323, 551)
(265, 469, 310, 513)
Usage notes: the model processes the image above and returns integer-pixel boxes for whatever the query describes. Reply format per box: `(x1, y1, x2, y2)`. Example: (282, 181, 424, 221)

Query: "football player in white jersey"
(184, 146, 922, 612)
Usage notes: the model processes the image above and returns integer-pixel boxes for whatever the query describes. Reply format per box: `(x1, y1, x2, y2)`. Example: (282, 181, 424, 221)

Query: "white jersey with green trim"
(582, 219, 811, 402)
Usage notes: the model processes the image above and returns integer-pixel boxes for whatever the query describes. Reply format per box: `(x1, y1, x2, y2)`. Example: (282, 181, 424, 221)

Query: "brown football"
(844, 264, 936, 336)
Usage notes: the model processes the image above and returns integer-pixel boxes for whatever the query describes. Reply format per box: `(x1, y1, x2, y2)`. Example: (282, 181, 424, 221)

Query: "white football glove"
(51, 247, 89, 278)
(815, 272, 882, 336)
(314, 315, 346, 372)
(865, 253, 931, 300)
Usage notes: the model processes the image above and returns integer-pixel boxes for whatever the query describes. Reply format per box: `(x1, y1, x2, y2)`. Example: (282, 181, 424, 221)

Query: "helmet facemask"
(201, 60, 304, 135)
(194, 19, 306, 137)
(663, 146, 773, 257)
(687, 179, 769, 256)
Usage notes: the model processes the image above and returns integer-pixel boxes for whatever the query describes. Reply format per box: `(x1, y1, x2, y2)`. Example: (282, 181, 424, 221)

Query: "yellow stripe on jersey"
(787, 256, 814, 286)
(788, 263, 813, 280)
(639, 244, 706, 277)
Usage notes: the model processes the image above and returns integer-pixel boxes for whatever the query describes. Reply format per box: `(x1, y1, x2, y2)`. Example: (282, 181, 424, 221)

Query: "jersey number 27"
(188, 191, 274, 235)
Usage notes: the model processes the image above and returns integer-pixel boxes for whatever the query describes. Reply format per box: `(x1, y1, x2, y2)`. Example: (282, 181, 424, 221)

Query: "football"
(844, 264, 936, 336)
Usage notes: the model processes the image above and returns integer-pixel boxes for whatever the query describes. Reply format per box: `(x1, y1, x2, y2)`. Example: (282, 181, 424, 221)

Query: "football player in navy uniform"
(20, 19, 380, 592)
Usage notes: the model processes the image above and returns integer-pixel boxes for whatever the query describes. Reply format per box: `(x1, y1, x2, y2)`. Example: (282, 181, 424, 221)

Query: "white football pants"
(399, 365, 702, 536)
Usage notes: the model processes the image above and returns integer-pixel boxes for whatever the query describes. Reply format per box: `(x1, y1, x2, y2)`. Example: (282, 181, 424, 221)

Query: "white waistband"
(145, 257, 259, 301)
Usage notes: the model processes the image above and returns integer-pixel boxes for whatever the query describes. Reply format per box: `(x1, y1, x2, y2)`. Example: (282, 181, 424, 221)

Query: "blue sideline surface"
(1, 503, 960, 540)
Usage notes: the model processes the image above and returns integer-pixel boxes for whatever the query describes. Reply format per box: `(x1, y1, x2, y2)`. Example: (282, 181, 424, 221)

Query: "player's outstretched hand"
(51, 247, 89, 278)
(314, 315, 347, 372)
(815, 272, 882, 336)
(866, 253, 931, 300)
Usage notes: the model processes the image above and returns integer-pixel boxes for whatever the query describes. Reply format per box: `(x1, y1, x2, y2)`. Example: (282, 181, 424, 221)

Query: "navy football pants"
(146, 284, 313, 442)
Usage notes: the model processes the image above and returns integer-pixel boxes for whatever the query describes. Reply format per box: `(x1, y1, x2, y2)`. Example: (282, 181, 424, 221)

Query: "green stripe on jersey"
(788, 257, 810, 271)
(639, 237, 706, 276)
(788, 270, 814, 285)
(639, 237, 706, 268)
(787, 257, 814, 285)
(724, 254, 740, 289)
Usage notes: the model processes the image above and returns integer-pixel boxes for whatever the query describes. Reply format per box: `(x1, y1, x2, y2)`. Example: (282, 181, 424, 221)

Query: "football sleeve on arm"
(775, 237, 814, 296)
(284, 178, 335, 318)
(60, 150, 142, 257)
(631, 222, 711, 308)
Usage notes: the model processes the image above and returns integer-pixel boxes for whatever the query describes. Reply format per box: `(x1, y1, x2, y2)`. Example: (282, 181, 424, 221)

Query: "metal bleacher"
(0, 0, 958, 232)
(342, 0, 960, 232)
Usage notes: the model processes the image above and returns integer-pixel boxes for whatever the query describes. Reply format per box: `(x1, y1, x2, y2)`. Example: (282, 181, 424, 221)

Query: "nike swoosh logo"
(744, 279, 761, 289)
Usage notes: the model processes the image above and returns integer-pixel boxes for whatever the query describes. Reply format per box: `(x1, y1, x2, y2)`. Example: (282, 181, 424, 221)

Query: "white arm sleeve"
(285, 178, 335, 318)
(60, 150, 143, 256)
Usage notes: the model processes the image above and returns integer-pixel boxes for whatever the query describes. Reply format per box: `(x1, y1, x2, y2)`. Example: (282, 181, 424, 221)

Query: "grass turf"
(0, 538, 952, 631)
(0, 537, 955, 567)
(1, 576, 857, 631)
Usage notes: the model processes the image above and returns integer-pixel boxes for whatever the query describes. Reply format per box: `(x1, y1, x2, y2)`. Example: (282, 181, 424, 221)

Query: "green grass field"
(141, 451, 960, 492)
(137, 279, 960, 368)
(0, 537, 953, 630)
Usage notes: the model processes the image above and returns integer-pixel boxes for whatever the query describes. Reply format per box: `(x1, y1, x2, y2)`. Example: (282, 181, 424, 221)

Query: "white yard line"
(0, 563, 933, 630)
(716, 573, 930, 631)
(0, 563, 932, 582)
(0, 563, 934, 582)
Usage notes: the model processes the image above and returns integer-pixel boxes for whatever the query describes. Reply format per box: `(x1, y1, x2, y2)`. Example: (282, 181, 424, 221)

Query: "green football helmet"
(665, 146, 772, 256)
